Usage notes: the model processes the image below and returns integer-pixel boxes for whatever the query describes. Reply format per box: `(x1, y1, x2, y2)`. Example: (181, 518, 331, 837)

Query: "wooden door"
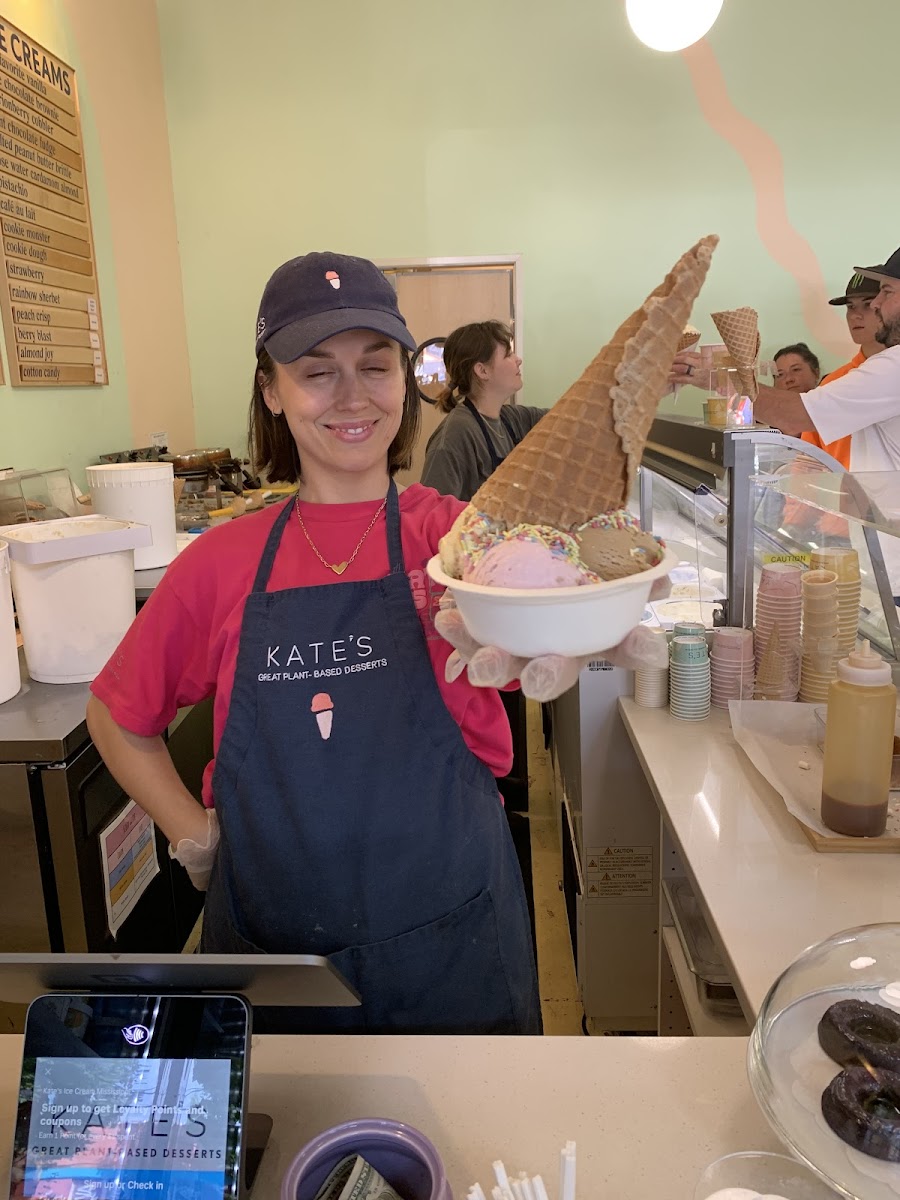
(382, 263, 517, 486)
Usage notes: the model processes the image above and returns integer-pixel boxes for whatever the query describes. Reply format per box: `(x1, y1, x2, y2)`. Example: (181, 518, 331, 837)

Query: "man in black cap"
(751, 248, 900, 593)
(751, 248, 900, 455)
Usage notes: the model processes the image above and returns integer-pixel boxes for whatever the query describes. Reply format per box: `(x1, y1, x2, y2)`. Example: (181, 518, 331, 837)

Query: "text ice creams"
(439, 236, 718, 590)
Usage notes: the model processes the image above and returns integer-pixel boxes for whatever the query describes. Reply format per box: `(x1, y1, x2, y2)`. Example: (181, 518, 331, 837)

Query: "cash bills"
(312, 1153, 408, 1200)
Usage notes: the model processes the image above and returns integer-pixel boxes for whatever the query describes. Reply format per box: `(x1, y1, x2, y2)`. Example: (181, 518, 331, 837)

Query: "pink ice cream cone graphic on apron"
(311, 692, 334, 740)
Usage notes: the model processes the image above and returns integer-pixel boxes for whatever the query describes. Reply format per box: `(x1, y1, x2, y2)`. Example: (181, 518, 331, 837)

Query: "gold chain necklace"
(295, 494, 388, 576)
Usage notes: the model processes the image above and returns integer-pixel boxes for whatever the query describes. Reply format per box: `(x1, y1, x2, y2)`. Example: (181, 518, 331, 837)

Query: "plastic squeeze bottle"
(821, 640, 896, 837)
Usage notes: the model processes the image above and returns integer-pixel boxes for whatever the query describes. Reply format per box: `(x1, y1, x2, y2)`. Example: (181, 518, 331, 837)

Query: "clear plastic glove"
(169, 808, 220, 892)
(435, 574, 671, 702)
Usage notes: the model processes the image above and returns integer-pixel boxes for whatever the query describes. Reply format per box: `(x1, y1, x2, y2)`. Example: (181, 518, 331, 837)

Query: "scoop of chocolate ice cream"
(576, 524, 663, 581)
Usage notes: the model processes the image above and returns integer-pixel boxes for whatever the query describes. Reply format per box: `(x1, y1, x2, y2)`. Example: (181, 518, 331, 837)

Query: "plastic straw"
(532, 1176, 550, 1200)
(561, 1143, 576, 1200)
(493, 1163, 511, 1194)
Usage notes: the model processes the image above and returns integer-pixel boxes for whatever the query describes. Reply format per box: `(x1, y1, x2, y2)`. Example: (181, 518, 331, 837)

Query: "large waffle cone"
(472, 235, 718, 529)
(711, 307, 760, 399)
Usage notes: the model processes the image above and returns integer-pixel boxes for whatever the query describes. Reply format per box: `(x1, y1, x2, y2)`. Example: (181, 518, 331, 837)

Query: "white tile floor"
(525, 702, 585, 1036)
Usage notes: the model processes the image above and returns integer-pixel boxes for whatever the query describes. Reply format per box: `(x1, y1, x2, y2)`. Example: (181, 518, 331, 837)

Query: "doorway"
(379, 257, 521, 486)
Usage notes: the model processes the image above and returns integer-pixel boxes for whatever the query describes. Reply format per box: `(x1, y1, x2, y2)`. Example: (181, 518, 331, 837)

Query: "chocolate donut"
(818, 1000, 900, 1072)
(822, 1066, 900, 1161)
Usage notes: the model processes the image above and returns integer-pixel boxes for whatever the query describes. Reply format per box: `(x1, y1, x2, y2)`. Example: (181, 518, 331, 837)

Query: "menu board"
(0, 15, 105, 386)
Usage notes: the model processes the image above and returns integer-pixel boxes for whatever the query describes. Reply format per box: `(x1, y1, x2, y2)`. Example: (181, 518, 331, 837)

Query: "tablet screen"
(9, 994, 248, 1200)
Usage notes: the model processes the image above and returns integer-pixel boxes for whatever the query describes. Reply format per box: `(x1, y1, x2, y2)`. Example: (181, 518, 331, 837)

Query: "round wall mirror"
(412, 337, 447, 405)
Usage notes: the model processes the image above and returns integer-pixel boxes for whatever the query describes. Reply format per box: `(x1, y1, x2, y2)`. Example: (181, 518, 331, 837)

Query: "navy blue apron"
(200, 482, 540, 1034)
(463, 398, 518, 471)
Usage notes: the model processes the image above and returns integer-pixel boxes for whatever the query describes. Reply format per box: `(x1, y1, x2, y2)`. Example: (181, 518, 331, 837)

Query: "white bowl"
(426, 548, 678, 659)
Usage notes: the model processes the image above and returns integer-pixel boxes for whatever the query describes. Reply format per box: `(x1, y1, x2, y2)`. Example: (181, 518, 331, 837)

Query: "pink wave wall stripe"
(681, 40, 847, 357)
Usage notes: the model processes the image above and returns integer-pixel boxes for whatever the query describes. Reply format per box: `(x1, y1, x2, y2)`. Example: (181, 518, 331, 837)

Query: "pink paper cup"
(759, 563, 803, 598)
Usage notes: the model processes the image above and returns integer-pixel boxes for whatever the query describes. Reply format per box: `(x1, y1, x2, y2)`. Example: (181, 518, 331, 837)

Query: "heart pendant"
(330, 561, 349, 576)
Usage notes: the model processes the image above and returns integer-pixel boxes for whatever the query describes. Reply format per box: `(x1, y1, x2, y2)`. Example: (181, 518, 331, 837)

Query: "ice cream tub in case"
(427, 546, 677, 659)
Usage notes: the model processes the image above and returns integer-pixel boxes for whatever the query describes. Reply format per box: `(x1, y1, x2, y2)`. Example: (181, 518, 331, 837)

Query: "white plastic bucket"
(0, 540, 20, 703)
(86, 462, 177, 569)
(1, 516, 152, 684)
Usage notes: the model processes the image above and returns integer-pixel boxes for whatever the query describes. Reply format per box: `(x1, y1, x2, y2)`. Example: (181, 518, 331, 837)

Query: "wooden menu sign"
(0, 16, 105, 386)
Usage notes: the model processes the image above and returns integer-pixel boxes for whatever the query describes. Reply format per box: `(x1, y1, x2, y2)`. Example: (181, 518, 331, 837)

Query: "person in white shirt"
(669, 246, 900, 593)
(758, 253, 900, 597)
(754, 252, 900, 465)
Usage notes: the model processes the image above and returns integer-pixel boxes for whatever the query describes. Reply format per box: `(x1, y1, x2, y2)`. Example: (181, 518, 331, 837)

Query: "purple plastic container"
(281, 1118, 451, 1200)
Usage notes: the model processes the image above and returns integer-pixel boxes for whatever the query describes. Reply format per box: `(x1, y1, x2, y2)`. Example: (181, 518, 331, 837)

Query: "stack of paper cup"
(811, 548, 860, 655)
(669, 635, 711, 721)
(710, 626, 754, 708)
(634, 629, 669, 708)
(673, 620, 707, 639)
(754, 563, 802, 701)
(799, 569, 840, 703)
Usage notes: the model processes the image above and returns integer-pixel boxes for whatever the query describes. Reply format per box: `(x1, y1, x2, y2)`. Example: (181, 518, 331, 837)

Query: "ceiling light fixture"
(625, 0, 724, 53)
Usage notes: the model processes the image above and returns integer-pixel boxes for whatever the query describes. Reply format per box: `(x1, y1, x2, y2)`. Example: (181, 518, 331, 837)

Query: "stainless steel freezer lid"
(0, 651, 90, 762)
(0, 952, 360, 1008)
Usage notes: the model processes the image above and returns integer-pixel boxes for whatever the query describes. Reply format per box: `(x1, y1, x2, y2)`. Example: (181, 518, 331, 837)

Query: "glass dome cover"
(749, 924, 900, 1200)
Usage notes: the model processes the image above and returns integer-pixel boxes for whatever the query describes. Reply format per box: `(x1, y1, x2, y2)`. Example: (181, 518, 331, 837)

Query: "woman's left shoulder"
(399, 483, 466, 544)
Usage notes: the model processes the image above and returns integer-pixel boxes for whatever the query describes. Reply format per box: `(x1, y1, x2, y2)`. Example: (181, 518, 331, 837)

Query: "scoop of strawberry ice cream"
(464, 536, 590, 588)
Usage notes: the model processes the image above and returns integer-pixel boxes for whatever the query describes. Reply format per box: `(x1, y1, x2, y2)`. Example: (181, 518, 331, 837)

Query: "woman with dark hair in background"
(420, 321, 546, 500)
(773, 342, 821, 392)
(420, 322, 548, 917)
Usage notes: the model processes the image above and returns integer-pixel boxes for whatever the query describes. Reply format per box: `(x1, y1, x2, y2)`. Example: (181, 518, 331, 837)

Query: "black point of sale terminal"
(0, 952, 359, 1199)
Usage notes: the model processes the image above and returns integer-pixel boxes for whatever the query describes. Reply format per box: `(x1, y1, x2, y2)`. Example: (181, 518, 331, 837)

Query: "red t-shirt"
(91, 484, 513, 805)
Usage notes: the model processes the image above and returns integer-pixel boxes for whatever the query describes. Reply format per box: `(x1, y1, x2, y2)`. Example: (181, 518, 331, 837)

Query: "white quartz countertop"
(619, 698, 900, 1019)
(0, 1034, 777, 1198)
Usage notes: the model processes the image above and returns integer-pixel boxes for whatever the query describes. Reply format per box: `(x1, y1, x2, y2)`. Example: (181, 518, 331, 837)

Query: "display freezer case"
(551, 414, 900, 1034)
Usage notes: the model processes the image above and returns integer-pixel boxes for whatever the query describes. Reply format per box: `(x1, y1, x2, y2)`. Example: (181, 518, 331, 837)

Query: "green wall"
(1, 0, 130, 484)
(156, 0, 900, 440)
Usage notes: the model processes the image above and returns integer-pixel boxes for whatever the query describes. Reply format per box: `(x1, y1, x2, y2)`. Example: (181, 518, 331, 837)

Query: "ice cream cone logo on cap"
(325, 271, 340, 290)
(311, 692, 334, 740)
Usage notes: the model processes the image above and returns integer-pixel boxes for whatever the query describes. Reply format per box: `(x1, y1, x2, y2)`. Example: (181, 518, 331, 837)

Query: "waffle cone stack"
(753, 623, 785, 698)
(471, 236, 718, 530)
(711, 307, 760, 399)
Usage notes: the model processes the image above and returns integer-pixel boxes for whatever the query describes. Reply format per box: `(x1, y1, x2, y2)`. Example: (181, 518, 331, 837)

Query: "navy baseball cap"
(853, 247, 900, 288)
(255, 251, 417, 363)
(828, 270, 881, 305)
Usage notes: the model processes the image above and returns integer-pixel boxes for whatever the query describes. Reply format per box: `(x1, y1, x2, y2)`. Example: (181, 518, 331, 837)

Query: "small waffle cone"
(711, 307, 760, 399)
(677, 325, 701, 353)
(754, 624, 786, 693)
(472, 236, 718, 529)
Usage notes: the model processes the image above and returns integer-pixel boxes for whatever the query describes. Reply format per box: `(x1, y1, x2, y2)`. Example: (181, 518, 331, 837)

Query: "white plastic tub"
(0, 540, 20, 703)
(426, 547, 677, 659)
(1, 516, 152, 684)
(86, 462, 177, 569)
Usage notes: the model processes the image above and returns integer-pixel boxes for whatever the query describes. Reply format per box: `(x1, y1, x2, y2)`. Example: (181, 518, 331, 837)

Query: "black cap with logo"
(853, 247, 900, 289)
(255, 252, 417, 363)
(829, 270, 882, 306)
